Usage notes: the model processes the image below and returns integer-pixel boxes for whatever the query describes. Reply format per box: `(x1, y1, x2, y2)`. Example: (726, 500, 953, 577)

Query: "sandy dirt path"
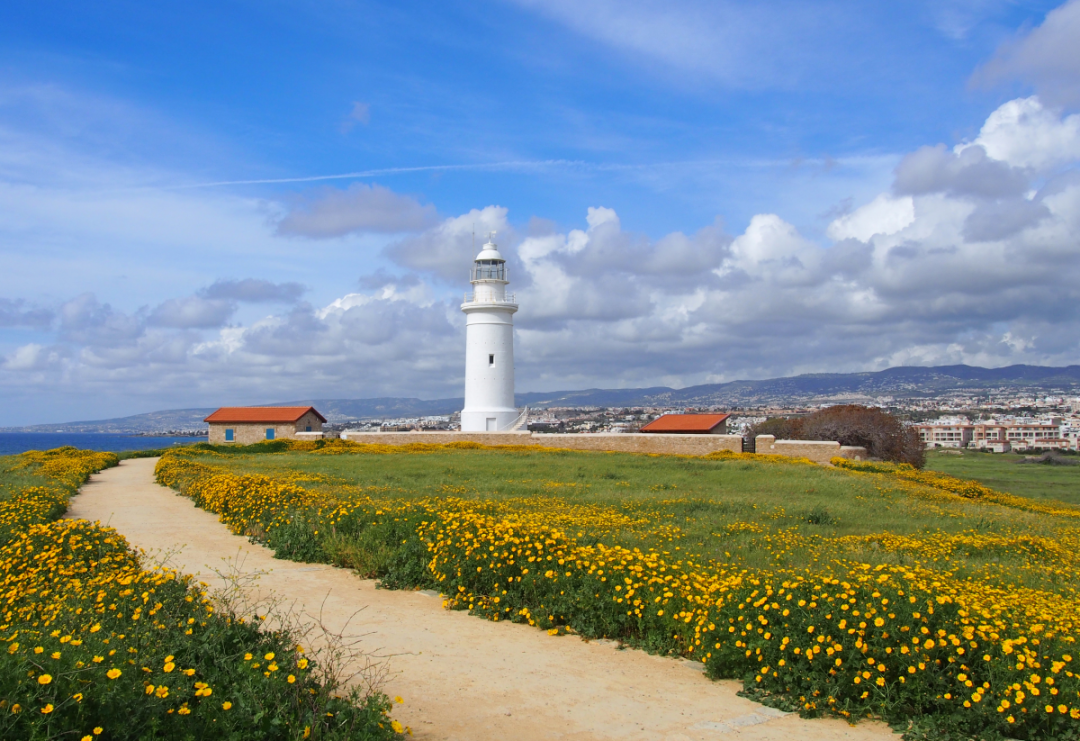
(66, 458, 897, 741)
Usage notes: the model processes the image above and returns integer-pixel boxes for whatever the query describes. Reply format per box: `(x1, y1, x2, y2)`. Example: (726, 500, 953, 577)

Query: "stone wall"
(754, 435, 868, 464)
(340, 430, 743, 456)
(341, 431, 533, 447)
(330, 430, 868, 464)
(532, 433, 743, 455)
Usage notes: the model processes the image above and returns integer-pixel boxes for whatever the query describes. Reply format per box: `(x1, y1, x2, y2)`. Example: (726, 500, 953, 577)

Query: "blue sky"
(2, 0, 1079, 425)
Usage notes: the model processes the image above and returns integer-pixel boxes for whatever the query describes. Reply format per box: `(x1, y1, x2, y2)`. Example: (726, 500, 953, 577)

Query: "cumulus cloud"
(58, 294, 142, 347)
(962, 198, 1051, 242)
(148, 296, 236, 329)
(507, 97, 1080, 382)
(0, 298, 53, 329)
(2, 343, 62, 371)
(275, 183, 437, 238)
(827, 194, 914, 242)
(974, 0, 1080, 106)
(4, 95, 1080, 421)
(893, 144, 1027, 198)
(200, 278, 306, 303)
(384, 206, 511, 282)
(966, 97, 1080, 171)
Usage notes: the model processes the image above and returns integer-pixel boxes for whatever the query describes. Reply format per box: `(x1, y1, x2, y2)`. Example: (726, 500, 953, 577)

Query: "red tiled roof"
(204, 406, 327, 424)
(639, 413, 730, 433)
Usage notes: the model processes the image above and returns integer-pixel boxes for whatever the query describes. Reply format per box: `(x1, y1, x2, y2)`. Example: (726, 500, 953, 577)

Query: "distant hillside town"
(3, 364, 1079, 453)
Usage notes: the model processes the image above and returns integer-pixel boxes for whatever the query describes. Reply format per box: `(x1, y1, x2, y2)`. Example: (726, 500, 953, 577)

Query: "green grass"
(925, 448, 1080, 505)
(0, 454, 47, 500)
(157, 443, 1080, 740)
(198, 445, 1073, 591)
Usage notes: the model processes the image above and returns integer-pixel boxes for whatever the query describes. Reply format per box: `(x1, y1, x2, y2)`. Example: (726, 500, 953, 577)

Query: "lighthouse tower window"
(489, 354, 495, 366)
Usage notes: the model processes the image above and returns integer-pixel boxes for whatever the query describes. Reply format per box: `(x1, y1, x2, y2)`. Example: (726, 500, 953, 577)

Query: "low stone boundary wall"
(531, 432, 743, 455)
(340, 430, 743, 456)
(337, 431, 865, 464)
(341, 431, 534, 447)
(754, 435, 868, 465)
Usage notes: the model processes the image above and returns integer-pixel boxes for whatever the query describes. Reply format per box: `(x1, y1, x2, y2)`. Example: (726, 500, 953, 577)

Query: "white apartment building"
(915, 417, 1071, 451)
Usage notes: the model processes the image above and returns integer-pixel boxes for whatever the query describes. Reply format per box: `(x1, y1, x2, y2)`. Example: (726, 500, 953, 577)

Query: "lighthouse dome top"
(474, 232, 505, 262)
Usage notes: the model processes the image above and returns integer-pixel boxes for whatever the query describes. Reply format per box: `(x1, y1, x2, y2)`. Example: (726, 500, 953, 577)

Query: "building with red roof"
(639, 413, 730, 435)
(204, 406, 327, 444)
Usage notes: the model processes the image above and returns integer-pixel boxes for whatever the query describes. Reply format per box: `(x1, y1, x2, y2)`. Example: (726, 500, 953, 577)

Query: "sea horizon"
(0, 432, 208, 456)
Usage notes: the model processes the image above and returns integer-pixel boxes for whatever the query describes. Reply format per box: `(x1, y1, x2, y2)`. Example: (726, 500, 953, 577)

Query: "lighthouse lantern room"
(460, 232, 521, 432)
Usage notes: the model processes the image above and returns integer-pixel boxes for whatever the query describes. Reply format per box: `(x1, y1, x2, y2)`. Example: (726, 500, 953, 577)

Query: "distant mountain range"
(6, 364, 1079, 433)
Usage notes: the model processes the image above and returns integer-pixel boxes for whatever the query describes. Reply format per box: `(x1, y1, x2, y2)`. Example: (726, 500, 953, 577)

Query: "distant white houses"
(914, 417, 1073, 452)
(204, 406, 326, 444)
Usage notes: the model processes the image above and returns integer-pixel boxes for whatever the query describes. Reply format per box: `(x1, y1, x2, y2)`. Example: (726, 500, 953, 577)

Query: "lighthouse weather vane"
(459, 231, 521, 432)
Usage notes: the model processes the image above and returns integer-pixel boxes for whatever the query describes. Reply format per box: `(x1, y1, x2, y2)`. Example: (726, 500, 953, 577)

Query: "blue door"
(265, 428, 275, 440)
(225, 429, 234, 442)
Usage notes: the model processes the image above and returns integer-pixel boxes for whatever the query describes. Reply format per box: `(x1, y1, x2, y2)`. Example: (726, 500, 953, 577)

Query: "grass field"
(925, 449, 1080, 506)
(154, 440, 1080, 740)
(198, 444, 1077, 591)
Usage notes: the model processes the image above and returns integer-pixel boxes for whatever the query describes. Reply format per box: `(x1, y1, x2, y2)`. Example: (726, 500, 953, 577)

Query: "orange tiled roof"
(204, 406, 327, 424)
(639, 413, 730, 433)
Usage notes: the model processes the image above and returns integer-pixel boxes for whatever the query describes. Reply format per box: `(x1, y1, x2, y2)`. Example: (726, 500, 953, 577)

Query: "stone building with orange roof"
(204, 406, 327, 444)
(638, 413, 730, 434)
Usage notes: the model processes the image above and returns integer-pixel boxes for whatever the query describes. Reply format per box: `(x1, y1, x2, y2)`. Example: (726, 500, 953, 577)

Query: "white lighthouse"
(460, 232, 521, 432)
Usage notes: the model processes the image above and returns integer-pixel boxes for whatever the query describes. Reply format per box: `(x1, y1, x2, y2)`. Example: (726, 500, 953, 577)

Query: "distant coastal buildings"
(915, 416, 1078, 452)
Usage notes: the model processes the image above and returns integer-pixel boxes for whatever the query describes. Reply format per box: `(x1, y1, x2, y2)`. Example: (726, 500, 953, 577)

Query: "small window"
(225, 428, 234, 442)
(489, 354, 495, 366)
(306, 425, 312, 432)
(266, 428, 275, 440)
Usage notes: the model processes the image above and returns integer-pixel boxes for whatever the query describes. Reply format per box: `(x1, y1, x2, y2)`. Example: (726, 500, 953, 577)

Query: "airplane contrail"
(172, 160, 589, 188)
(162, 154, 868, 191)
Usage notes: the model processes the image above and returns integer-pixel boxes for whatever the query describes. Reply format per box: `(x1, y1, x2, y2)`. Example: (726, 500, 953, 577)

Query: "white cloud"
(724, 214, 821, 284)
(974, 0, 1080, 106)
(200, 279, 306, 303)
(966, 96, 1080, 171)
(893, 143, 1027, 197)
(3, 343, 61, 371)
(3, 80, 1080, 425)
(148, 296, 236, 329)
(275, 183, 437, 238)
(383, 206, 511, 282)
(827, 194, 915, 242)
(0, 298, 53, 329)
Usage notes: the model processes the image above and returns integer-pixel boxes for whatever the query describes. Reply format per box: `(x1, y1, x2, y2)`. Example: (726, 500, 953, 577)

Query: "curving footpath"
(66, 458, 897, 741)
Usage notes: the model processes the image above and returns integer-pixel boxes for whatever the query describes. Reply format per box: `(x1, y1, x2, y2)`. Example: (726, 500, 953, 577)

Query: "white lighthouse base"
(461, 407, 520, 432)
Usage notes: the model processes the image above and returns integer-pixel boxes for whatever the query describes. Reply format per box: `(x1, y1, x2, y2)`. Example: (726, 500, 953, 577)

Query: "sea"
(0, 432, 207, 456)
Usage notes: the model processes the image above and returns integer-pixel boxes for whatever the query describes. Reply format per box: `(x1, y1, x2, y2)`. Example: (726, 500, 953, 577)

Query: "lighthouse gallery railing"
(463, 292, 517, 304)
